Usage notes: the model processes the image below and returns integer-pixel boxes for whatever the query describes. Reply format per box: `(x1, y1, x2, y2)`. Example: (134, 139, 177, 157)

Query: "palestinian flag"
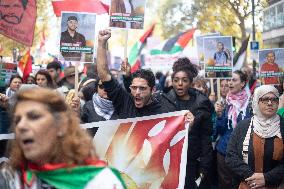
(23, 160, 126, 189)
(18, 50, 32, 82)
(128, 24, 155, 73)
(233, 36, 250, 71)
(150, 28, 195, 55)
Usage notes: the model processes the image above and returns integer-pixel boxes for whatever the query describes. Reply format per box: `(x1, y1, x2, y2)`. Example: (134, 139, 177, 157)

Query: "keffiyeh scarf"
(93, 93, 114, 120)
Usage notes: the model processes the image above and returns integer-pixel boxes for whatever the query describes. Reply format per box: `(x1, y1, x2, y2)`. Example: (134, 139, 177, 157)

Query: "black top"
(102, 78, 176, 119)
(226, 118, 284, 188)
(81, 100, 119, 123)
(60, 30, 86, 61)
(161, 88, 214, 176)
(81, 100, 120, 136)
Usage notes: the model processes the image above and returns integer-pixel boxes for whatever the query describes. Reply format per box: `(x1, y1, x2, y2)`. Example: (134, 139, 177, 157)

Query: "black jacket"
(81, 100, 120, 136)
(81, 100, 119, 123)
(102, 78, 175, 119)
(162, 88, 214, 177)
(226, 118, 284, 188)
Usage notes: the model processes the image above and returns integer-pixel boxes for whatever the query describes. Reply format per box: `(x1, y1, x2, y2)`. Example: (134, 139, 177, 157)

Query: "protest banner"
(109, 0, 146, 29)
(0, 62, 17, 87)
(204, 36, 233, 78)
(82, 111, 189, 189)
(1, 111, 189, 188)
(59, 12, 96, 63)
(0, 0, 36, 46)
(258, 48, 284, 85)
(143, 54, 182, 73)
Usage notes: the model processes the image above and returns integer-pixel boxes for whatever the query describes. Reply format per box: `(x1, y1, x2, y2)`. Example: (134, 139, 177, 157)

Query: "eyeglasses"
(129, 85, 148, 92)
(66, 74, 75, 78)
(259, 97, 279, 105)
(98, 84, 104, 89)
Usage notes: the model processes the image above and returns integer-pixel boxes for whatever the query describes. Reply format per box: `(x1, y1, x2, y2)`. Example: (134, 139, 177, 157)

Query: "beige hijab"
(252, 85, 281, 139)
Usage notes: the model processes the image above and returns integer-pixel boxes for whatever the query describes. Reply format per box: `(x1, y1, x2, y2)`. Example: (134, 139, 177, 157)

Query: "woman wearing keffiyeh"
(215, 70, 252, 189)
(0, 88, 126, 189)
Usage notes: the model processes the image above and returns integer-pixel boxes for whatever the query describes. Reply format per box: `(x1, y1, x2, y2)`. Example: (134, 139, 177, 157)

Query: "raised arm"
(97, 30, 112, 82)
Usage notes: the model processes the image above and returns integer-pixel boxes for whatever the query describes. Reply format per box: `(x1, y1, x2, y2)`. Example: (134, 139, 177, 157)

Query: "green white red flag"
(128, 24, 155, 73)
(150, 28, 195, 55)
(23, 160, 126, 189)
(142, 29, 195, 72)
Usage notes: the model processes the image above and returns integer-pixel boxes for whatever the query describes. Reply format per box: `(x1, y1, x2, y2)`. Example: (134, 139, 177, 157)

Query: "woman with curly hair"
(161, 57, 214, 189)
(0, 88, 126, 189)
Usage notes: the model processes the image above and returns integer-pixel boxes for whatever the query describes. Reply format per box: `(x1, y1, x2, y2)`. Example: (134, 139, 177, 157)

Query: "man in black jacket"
(97, 29, 176, 118)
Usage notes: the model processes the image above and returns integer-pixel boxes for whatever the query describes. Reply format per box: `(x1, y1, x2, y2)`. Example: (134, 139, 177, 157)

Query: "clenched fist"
(98, 29, 111, 44)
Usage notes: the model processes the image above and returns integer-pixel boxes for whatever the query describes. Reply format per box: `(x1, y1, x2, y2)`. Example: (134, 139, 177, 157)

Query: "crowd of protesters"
(0, 29, 283, 189)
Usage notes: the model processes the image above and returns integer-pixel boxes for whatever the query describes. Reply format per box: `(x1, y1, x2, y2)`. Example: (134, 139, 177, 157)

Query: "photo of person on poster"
(59, 12, 96, 63)
(0, 0, 28, 24)
(213, 42, 231, 66)
(0, 0, 37, 46)
(109, 0, 146, 29)
(260, 51, 280, 85)
(60, 15, 86, 62)
(204, 36, 233, 78)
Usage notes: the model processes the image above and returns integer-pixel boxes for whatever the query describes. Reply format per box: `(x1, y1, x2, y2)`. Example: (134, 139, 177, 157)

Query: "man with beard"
(97, 29, 176, 118)
(0, 0, 28, 25)
(47, 61, 62, 87)
(60, 15, 86, 61)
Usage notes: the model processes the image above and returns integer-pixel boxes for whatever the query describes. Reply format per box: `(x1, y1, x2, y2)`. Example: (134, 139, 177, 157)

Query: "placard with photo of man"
(258, 48, 284, 85)
(204, 36, 233, 78)
(59, 12, 96, 63)
(109, 0, 146, 29)
(196, 33, 220, 62)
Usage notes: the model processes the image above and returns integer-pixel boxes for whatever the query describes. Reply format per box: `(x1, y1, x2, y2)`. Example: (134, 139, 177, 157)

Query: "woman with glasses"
(215, 70, 252, 189)
(226, 85, 284, 189)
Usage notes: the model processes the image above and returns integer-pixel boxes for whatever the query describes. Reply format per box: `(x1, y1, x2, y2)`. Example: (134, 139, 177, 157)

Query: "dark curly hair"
(131, 69, 155, 89)
(172, 57, 198, 82)
(233, 70, 248, 84)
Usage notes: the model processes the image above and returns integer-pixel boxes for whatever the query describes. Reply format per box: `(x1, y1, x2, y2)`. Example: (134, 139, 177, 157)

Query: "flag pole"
(217, 78, 221, 101)
(74, 61, 79, 98)
(124, 30, 128, 59)
(210, 79, 214, 95)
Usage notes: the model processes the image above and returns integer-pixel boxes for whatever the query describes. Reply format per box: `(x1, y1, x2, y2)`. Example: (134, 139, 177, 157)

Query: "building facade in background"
(263, 0, 284, 47)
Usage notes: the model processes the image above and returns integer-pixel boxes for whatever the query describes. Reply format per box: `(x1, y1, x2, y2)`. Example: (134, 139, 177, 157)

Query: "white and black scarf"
(92, 93, 114, 120)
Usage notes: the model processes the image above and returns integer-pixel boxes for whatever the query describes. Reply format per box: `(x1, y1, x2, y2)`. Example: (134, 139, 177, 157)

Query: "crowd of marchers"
(0, 29, 283, 189)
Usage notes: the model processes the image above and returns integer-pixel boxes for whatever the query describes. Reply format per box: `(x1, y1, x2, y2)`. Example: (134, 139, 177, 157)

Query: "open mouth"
(176, 88, 184, 93)
(22, 138, 34, 147)
(135, 97, 142, 103)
